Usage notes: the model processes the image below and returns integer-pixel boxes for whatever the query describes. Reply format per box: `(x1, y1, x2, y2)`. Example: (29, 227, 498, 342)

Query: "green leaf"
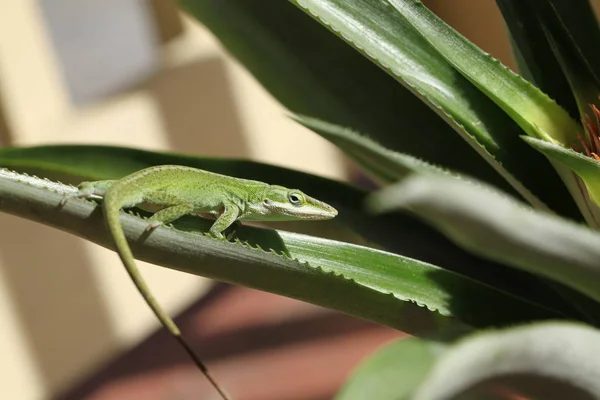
(0, 168, 566, 333)
(388, 0, 579, 146)
(335, 336, 442, 400)
(413, 322, 600, 399)
(369, 172, 600, 305)
(178, 0, 524, 196)
(524, 136, 600, 222)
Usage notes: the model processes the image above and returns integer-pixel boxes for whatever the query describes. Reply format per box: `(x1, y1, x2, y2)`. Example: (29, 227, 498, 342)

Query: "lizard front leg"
(209, 204, 240, 239)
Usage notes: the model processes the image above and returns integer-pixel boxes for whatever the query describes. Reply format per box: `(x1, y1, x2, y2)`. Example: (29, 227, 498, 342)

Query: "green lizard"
(61, 165, 338, 399)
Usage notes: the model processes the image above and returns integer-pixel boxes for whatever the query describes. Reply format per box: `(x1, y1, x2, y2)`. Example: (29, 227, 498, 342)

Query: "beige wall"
(0, 1, 596, 399)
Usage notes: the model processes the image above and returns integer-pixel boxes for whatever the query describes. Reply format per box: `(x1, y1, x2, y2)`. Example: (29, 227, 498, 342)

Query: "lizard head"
(248, 185, 337, 221)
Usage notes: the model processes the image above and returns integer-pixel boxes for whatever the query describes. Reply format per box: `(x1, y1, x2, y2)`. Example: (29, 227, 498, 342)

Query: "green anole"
(61, 165, 338, 399)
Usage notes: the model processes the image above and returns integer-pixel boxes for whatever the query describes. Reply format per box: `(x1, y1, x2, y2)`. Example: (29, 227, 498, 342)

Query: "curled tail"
(103, 185, 230, 400)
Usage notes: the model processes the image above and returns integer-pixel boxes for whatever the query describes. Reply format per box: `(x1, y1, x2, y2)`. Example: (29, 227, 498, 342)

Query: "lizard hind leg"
(145, 203, 195, 232)
(60, 180, 115, 206)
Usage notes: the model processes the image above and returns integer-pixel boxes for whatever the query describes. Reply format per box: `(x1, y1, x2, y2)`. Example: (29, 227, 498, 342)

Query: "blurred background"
(0, 0, 556, 399)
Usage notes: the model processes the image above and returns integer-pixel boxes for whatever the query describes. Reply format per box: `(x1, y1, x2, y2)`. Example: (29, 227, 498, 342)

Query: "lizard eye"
(288, 193, 302, 205)
(263, 199, 271, 205)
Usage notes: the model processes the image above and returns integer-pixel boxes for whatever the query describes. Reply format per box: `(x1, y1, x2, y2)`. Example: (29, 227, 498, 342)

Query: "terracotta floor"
(56, 283, 404, 400)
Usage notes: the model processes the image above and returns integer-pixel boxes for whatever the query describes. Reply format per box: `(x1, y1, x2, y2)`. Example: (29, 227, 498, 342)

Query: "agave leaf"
(0, 168, 567, 333)
(369, 172, 600, 304)
(1, 144, 584, 317)
(524, 136, 600, 224)
(413, 322, 600, 399)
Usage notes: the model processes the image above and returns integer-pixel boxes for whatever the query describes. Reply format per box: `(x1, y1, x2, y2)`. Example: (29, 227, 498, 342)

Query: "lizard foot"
(221, 220, 241, 241)
(145, 221, 163, 232)
(225, 230, 237, 241)
(60, 182, 98, 206)
(59, 191, 91, 206)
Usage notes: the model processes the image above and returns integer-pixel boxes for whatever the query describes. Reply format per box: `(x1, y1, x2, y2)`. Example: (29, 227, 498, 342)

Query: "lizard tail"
(103, 186, 231, 400)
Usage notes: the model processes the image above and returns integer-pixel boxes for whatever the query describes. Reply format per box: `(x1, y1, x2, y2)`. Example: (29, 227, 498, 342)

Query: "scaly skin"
(61, 165, 338, 399)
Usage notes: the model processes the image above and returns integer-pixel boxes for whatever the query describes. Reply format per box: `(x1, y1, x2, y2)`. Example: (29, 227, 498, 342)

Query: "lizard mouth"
(292, 200, 338, 220)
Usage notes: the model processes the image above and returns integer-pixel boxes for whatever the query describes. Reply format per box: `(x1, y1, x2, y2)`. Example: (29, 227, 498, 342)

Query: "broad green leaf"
(335, 336, 443, 400)
(387, 0, 580, 146)
(0, 169, 567, 332)
(369, 173, 600, 304)
(0, 145, 579, 317)
(177, 0, 506, 189)
(293, 114, 445, 184)
(413, 322, 600, 400)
